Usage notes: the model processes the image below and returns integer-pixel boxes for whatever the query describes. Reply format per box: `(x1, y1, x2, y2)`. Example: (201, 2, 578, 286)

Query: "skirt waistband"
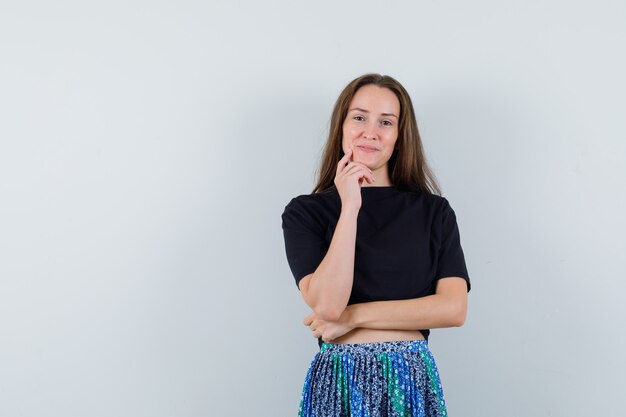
(320, 339, 429, 354)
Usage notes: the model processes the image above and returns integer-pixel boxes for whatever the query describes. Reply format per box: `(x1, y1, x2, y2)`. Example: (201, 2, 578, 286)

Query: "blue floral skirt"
(298, 340, 447, 417)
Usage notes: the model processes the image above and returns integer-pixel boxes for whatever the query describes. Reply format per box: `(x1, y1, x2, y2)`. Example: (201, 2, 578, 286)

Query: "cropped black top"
(281, 185, 471, 348)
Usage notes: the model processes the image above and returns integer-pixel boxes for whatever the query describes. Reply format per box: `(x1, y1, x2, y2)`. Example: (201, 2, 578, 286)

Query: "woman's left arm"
(346, 277, 468, 330)
(303, 277, 468, 341)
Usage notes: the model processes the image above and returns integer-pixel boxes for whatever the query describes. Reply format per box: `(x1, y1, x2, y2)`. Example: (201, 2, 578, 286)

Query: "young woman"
(281, 73, 471, 417)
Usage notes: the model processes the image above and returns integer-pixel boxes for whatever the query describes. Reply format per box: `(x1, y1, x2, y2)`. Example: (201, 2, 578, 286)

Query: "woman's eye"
(353, 115, 365, 121)
(382, 120, 393, 126)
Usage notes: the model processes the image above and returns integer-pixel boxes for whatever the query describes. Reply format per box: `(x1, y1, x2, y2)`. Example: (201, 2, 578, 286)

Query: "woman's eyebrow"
(348, 107, 398, 119)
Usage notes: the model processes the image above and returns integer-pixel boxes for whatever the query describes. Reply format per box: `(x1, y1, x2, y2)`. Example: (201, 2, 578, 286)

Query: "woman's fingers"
(336, 148, 352, 175)
(336, 148, 374, 180)
(344, 163, 372, 176)
(337, 150, 371, 174)
(343, 164, 375, 184)
(334, 148, 375, 209)
(341, 161, 373, 178)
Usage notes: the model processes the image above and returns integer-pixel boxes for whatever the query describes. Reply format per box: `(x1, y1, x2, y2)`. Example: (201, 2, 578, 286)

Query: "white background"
(1, 1, 625, 416)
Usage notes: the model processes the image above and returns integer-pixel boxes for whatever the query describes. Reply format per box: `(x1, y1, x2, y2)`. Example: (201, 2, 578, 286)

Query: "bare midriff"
(328, 328, 425, 344)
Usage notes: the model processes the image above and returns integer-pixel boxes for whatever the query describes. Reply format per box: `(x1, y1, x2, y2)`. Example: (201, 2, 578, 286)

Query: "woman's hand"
(334, 148, 375, 211)
(303, 307, 355, 343)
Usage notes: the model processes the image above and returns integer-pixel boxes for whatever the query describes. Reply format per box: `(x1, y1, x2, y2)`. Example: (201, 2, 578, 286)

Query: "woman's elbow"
(451, 313, 466, 327)
(449, 302, 467, 327)
(315, 305, 343, 322)
(299, 274, 346, 321)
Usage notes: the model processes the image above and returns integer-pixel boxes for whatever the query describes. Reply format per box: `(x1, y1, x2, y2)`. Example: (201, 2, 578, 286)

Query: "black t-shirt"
(281, 185, 471, 348)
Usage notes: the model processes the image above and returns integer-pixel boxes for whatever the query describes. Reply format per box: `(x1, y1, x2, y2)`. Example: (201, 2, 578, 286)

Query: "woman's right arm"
(298, 147, 375, 321)
(298, 206, 359, 321)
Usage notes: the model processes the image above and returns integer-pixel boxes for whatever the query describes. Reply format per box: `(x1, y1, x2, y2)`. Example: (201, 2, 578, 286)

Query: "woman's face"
(341, 85, 400, 175)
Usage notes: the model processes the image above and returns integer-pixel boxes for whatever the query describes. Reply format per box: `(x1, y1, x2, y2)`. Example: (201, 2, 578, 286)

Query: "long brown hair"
(312, 73, 441, 196)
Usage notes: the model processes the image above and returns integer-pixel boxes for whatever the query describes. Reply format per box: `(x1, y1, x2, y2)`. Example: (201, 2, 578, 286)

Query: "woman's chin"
(352, 156, 370, 166)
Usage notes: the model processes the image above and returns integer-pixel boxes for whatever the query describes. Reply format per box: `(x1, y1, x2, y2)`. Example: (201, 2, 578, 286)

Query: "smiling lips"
(356, 145, 379, 153)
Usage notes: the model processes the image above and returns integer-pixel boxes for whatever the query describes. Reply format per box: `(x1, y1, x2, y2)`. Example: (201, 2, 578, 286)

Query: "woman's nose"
(363, 122, 378, 139)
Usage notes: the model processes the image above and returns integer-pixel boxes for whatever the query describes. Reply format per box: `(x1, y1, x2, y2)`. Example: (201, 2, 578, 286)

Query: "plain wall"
(1, 1, 625, 416)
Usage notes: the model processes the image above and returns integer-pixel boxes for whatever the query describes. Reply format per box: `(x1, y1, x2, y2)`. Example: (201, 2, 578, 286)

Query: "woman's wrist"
(340, 205, 360, 217)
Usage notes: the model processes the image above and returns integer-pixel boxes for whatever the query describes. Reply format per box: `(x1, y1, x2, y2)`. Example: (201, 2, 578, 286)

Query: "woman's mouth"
(356, 145, 378, 153)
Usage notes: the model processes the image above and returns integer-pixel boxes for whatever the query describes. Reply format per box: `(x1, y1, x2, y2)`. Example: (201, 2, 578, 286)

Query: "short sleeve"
(435, 197, 471, 292)
(281, 197, 329, 289)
